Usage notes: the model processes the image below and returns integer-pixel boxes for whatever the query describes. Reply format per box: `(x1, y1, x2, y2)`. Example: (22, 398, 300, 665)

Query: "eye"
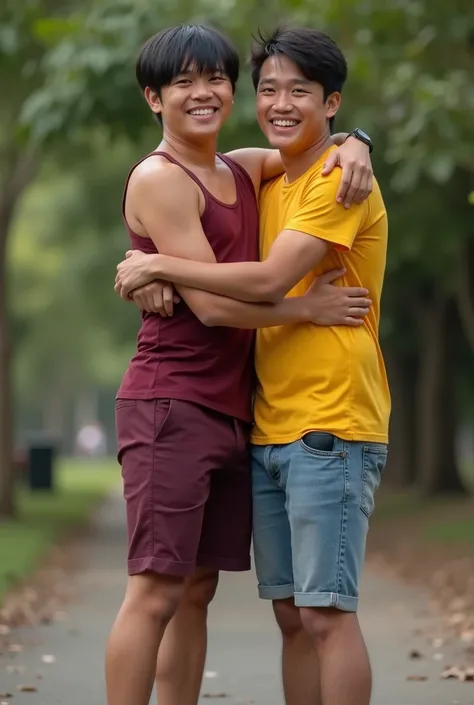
(259, 87, 274, 94)
(174, 78, 192, 86)
(293, 87, 309, 94)
(210, 75, 225, 83)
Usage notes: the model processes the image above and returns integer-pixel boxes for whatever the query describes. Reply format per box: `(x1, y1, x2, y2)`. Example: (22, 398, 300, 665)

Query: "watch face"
(356, 129, 370, 141)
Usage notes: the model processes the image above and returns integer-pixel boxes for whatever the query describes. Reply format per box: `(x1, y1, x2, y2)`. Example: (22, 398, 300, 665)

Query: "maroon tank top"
(117, 151, 259, 423)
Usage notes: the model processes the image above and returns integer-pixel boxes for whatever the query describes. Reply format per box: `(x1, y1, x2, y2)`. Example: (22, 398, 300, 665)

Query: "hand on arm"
(116, 170, 366, 305)
(228, 132, 373, 209)
(323, 135, 373, 207)
(116, 258, 371, 329)
(115, 164, 367, 328)
(128, 280, 179, 316)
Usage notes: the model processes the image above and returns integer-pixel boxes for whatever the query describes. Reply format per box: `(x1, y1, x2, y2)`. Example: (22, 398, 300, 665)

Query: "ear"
(325, 91, 341, 120)
(144, 86, 162, 116)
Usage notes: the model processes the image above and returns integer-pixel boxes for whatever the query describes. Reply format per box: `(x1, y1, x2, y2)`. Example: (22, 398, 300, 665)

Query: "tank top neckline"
(149, 150, 239, 210)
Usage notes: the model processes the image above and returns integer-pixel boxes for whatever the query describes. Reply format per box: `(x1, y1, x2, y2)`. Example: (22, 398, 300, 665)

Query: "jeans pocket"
(299, 432, 341, 457)
(360, 445, 388, 518)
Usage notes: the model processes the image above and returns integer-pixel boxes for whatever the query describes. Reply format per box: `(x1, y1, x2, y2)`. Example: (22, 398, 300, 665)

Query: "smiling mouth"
(187, 108, 218, 116)
(270, 118, 300, 128)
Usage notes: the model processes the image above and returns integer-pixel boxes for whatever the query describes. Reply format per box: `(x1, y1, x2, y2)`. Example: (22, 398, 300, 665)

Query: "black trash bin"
(28, 437, 57, 491)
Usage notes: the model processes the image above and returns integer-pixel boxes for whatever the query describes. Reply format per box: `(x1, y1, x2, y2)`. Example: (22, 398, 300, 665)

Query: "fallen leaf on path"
(0, 626, 11, 636)
(409, 649, 423, 659)
(202, 693, 231, 698)
(406, 674, 428, 681)
(6, 664, 25, 673)
(0, 693, 13, 698)
(8, 643, 23, 653)
(441, 666, 474, 681)
(41, 654, 56, 664)
(204, 671, 218, 678)
(17, 685, 38, 692)
(53, 610, 68, 622)
(433, 653, 444, 661)
(461, 629, 474, 643)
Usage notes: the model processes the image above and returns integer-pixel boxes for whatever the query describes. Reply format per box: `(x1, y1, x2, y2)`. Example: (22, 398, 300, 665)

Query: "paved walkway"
(1, 492, 472, 704)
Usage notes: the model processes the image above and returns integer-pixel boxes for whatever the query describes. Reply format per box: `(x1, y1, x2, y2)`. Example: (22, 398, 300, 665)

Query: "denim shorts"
(251, 433, 388, 612)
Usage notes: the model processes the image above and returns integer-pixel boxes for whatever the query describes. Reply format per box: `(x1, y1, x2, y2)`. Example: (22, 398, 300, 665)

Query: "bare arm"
(123, 162, 368, 325)
(118, 266, 371, 328)
(118, 170, 367, 304)
(226, 132, 367, 201)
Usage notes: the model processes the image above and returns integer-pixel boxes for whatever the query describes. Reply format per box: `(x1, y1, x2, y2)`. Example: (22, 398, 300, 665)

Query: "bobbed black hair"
(136, 24, 240, 96)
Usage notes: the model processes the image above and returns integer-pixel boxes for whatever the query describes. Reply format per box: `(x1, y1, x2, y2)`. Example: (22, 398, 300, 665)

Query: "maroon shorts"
(115, 398, 252, 577)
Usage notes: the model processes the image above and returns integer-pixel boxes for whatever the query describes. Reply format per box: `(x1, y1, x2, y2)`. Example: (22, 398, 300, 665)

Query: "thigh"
(284, 435, 350, 607)
(285, 435, 387, 611)
(117, 399, 214, 577)
(198, 418, 252, 572)
(251, 444, 294, 599)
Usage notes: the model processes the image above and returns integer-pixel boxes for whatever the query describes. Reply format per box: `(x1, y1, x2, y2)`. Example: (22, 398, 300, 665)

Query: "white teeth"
(189, 108, 216, 116)
(272, 119, 298, 127)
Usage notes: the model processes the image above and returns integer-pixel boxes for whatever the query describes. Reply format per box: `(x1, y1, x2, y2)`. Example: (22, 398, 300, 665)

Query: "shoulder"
(129, 157, 194, 198)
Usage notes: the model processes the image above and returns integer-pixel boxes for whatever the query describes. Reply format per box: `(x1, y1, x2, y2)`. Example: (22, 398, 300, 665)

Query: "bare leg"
(156, 568, 219, 705)
(105, 572, 184, 705)
(300, 607, 371, 705)
(273, 599, 321, 705)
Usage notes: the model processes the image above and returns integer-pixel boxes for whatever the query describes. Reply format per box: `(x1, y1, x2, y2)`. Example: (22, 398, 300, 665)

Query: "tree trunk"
(0, 146, 38, 518)
(456, 238, 474, 352)
(415, 297, 466, 496)
(383, 345, 417, 487)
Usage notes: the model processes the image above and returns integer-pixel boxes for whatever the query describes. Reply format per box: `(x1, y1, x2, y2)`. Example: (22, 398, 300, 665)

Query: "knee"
(273, 598, 302, 638)
(183, 569, 219, 611)
(125, 573, 184, 624)
(299, 606, 347, 644)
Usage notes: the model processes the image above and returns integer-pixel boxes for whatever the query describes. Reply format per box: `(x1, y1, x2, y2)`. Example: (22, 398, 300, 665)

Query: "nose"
(191, 78, 213, 101)
(272, 92, 293, 113)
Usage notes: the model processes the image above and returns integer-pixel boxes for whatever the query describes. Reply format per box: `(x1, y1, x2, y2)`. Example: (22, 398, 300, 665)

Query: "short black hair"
(251, 27, 348, 99)
(136, 24, 240, 95)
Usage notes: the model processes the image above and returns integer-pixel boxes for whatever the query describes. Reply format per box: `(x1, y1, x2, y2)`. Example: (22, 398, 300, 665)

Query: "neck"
(159, 130, 218, 169)
(281, 131, 333, 183)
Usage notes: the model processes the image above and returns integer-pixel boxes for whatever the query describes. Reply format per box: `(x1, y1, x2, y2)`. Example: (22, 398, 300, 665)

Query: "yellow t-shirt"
(252, 146, 391, 445)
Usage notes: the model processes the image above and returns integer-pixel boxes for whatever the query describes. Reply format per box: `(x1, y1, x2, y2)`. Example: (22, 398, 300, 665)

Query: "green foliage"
(4, 0, 474, 465)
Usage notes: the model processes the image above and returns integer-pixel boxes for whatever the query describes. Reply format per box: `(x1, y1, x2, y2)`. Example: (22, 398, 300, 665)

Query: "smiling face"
(256, 54, 341, 155)
(145, 66, 234, 142)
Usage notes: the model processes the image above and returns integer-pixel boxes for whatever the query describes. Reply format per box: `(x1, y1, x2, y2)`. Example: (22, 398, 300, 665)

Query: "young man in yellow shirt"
(115, 26, 390, 705)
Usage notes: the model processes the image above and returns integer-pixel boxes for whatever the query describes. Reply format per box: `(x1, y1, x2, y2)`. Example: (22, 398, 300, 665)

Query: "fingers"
(342, 287, 370, 298)
(347, 296, 371, 308)
(348, 306, 370, 317)
(318, 268, 346, 284)
(344, 317, 365, 327)
(125, 250, 134, 258)
(131, 291, 149, 312)
(162, 284, 174, 316)
(336, 168, 352, 205)
(341, 168, 362, 208)
(353, 167, 373, 205)
(321, 151, 339, 176)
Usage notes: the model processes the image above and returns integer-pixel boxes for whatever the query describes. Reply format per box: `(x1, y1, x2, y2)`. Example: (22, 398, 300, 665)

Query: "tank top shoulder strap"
(121, 150, 207, 219)
(217, 152, 256, 199)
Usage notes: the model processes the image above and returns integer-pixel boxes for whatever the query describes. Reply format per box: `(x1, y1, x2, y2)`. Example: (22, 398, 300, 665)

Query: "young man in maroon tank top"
(107, 25, 374, 705)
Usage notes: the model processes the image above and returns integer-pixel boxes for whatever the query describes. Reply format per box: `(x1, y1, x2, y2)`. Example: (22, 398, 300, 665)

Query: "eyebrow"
(258, 77, 313, 86)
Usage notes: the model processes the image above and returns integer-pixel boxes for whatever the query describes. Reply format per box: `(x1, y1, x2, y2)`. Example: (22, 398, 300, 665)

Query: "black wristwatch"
(347, 128, 373, 153)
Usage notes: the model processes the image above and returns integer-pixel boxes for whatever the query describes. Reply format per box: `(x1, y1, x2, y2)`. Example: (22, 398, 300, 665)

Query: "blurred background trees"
(1, 0, 473, 516)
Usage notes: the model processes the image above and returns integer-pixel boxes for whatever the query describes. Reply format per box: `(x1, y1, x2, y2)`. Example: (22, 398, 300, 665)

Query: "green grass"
(423, 519, 474, 547)
(0, 458, 120, 600)
(373, 488, 474, 551)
